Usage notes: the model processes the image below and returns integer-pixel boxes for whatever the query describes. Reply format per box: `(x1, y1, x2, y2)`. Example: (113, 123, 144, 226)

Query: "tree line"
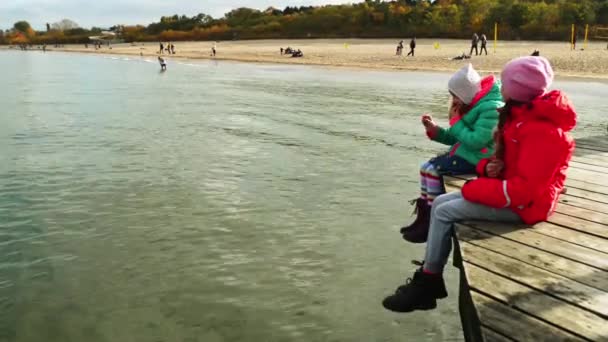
(2, 0, 608, 45)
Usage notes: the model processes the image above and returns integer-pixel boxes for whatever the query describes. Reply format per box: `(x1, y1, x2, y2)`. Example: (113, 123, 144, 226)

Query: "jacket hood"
(513, 90, 577, 132)
(470, 75, 502, 107)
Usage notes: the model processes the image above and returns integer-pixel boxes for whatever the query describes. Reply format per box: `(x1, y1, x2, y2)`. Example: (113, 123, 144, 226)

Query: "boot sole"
(382, 299, 437, 313)
(401, 234, 428, 244)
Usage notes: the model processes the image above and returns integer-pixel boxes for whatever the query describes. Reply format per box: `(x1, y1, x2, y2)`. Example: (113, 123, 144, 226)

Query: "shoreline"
(3, 38, 608, 79)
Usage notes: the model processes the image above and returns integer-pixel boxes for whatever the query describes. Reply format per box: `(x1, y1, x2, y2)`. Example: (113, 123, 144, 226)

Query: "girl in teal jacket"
(401, 64, 503, 243)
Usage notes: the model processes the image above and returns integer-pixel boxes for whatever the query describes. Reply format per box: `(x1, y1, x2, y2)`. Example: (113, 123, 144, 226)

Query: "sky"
(1, 0, 352, 31)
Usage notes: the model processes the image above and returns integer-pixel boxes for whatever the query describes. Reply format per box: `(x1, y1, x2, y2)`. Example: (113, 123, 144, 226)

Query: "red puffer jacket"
(462, 90, 577, 224)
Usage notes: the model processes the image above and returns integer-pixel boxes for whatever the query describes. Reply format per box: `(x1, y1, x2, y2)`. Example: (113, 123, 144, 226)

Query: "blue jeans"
(424, 191, 521, 273)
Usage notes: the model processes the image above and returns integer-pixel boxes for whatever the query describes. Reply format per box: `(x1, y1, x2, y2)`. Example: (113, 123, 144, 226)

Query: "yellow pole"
(584, 24, 589, 50)
(571, 24, 575, 50)
(494, 22, 497, 54)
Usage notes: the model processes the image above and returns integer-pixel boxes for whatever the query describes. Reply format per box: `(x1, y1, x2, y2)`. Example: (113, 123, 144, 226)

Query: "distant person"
(407, 38, 416, 57)
(572, 33, 577, 50)
(211, 47, 216, 57)
(159, 42, 164, 54)
(480, 34, 488, 55)
(292, 49, 303, 58)
(42, 45, 46, 52)
(171, 44, 175, 54)
(531, 50, 540, 56)
(397, 40, 404, 56)
(158, 56, 167, 70)
(280, 47, 284, 55)
(470, 33, 479, 56)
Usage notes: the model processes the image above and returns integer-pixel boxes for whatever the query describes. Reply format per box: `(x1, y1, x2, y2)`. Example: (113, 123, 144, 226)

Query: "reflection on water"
(1, 51, 606, 342)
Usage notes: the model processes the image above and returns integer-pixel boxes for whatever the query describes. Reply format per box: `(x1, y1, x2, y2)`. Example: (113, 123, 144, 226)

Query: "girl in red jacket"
(383, 56, 577, 313)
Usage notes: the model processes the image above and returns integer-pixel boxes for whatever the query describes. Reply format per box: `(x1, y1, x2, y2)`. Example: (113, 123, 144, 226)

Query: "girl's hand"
(486, 159, 504, 178)
(421, 114, 437, 131)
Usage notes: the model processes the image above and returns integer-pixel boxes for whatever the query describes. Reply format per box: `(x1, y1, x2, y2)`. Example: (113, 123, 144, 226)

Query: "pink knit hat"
(501, 56, 554, 102)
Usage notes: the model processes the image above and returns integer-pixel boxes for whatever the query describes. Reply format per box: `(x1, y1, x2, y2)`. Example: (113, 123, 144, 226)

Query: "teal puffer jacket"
(430, 76, 503, 165)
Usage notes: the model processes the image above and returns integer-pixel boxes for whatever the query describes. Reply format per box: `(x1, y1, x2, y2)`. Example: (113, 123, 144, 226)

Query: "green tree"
(13, 21, 31, 33)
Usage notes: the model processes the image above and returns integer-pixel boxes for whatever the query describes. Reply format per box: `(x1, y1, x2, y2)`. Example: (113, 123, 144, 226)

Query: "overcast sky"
(1, 0, 353, 30)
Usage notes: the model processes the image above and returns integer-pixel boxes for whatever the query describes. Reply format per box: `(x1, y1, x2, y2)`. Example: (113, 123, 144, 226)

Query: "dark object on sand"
(291, 49, 303, 58)
(451, 53, 471, 61)
(531, 50, 540, 56)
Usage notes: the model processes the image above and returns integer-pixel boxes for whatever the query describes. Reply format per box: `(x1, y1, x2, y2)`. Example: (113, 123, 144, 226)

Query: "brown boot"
(400, 198, 431, 243)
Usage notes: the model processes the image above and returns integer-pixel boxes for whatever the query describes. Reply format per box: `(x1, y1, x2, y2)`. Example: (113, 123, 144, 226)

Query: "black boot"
(382, 269, 448, 313)
(400, 198, 431, 243)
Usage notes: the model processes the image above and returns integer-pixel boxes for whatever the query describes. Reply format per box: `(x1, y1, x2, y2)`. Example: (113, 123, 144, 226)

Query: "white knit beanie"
(448, 64, 482, 105)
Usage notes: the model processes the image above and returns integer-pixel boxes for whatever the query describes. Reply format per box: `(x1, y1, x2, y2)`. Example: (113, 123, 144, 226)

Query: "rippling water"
(1, 51, 606, 342)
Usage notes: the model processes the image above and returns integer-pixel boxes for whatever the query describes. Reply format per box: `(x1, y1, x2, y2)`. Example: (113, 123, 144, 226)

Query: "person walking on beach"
(470, 33, 479, 56)
(280, 47, 284, 55)
(480, 34, 488, 55)
(400, 63, 502, 243)
(407, 37, 416, 57)
(211, 47, 216, 57)
(171, 43, 175, 54)
(158, 56, 167, 70)
(384, 56, 576, 313)
(159, 42, 164, 54)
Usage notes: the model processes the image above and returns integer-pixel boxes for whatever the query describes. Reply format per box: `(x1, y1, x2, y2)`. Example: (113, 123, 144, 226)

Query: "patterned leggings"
(419, 153, 476, 204)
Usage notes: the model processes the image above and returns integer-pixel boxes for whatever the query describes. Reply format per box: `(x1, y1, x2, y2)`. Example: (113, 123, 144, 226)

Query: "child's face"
(451, 96, 465, 108)
(450, 96, 467, 114)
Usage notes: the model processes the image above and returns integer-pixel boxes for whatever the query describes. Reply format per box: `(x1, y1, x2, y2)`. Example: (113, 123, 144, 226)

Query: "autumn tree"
(52, 19, 80, 31)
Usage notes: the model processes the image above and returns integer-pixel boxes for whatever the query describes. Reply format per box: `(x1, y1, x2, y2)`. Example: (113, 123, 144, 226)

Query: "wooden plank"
(466, 263, 608, 341)
(565, 179, 608, 196)
(573, 148, 608, 163)
(575, 136, 608, 146)
(457, 225, 608, 292)
(461, 241, 608, 318)
(482, 327, 514, 342)
(564, 186, 608, 203)
(570, 161, 608, 174)
(572, 156, 608, 168)
(470, 291, 584, 342)
(575, 141, 608, 150)
(549, 212, 608, 240)
(465, 222, 608, 271)
(554, 203, 608, 231)
(575, 145, 608, 156)
(529, 221, 608, 254)
(567, 168, 607, 185)
(559, 195, 608, 214)
(575, 143, 608, 153)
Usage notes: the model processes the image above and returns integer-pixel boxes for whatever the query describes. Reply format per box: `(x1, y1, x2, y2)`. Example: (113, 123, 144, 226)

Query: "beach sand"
(10, 39, 608, 78)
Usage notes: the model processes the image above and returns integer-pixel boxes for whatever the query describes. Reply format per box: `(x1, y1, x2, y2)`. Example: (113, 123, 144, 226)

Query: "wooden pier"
(444, 136, 608, 342)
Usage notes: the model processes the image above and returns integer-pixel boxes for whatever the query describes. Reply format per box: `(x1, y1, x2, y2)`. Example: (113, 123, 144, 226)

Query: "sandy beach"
(7, 39, 608, 78)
